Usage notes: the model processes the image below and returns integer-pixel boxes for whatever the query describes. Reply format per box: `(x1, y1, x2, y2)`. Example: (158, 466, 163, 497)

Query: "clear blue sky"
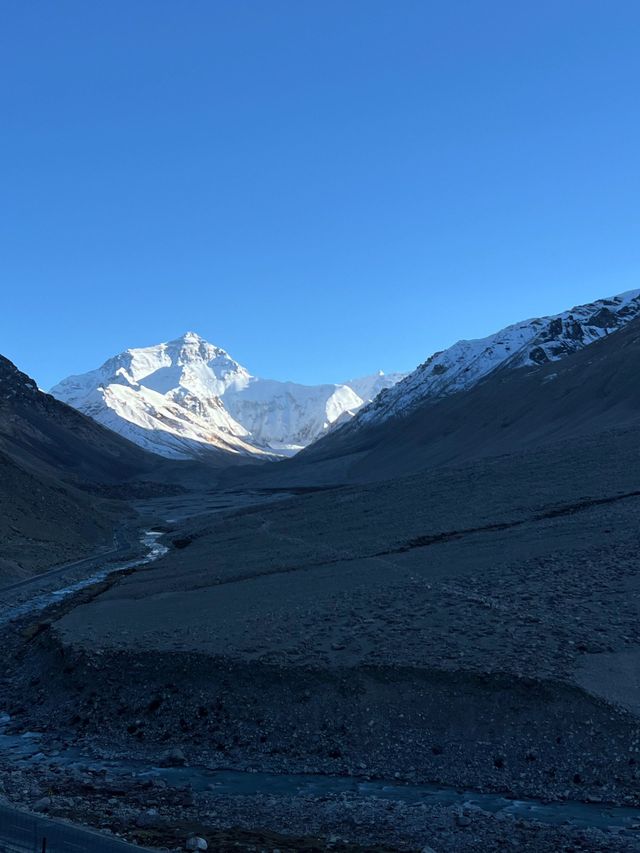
(2, 1, 639, 389)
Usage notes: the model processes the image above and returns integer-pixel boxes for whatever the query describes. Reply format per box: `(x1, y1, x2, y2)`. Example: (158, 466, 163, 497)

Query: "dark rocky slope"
(0, 355, 192, 580)
(0, 449, 120, 580)
(0, 355, 174, 485)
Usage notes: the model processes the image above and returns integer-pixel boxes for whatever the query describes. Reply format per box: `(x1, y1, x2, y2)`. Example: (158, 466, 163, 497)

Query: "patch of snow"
(343, 370, 409, 402)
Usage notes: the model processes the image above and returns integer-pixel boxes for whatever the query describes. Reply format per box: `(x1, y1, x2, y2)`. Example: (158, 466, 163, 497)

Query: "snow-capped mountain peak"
(51, 335, 405, 460)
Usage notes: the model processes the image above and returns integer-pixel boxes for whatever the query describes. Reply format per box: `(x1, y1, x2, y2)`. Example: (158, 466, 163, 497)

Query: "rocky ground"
(2, 755, 639, 853)
(3, 427, 640, 849)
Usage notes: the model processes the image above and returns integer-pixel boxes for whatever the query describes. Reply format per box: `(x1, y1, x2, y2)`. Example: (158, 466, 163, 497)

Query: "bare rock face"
(0, 355, 39, 400)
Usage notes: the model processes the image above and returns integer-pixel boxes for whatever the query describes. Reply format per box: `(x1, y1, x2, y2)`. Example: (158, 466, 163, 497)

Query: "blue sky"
(2, 1, 639, 388)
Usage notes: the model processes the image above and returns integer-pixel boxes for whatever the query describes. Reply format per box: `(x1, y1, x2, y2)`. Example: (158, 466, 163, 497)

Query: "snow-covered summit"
(51, 334, 404, 460)
(59, 332, 251, 400)
(349, 289, 640, 429)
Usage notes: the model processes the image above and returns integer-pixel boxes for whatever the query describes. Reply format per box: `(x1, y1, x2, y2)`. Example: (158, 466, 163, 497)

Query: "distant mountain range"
(51, 333, 405, 460)
(51, 290, 640, 464)
(4, 287, 640, 574)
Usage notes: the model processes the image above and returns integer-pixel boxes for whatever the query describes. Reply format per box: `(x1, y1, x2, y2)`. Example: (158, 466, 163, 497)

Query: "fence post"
(41, 837, 47, 853)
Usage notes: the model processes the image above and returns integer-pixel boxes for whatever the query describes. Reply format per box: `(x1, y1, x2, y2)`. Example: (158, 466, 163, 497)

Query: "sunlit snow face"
(49, 332, 406, 459)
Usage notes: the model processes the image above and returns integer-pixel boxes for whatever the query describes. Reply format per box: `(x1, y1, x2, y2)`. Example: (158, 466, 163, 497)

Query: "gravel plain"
(3, 425, 640, 849)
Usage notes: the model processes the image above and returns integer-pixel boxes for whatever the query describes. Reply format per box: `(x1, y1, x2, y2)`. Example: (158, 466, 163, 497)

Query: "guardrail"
(0, 803, 149, 852)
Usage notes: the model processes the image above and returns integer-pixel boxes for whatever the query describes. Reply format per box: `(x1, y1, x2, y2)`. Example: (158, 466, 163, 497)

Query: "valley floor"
(3, 427, 640, 850)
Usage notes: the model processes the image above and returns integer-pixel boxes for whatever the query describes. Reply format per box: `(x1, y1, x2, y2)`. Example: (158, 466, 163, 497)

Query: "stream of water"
(0, 531, 168, 627)
(1, 722, 639, 838)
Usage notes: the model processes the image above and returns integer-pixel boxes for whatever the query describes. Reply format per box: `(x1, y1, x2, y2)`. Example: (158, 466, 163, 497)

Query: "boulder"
(159, 747, 186, 767)
(33, 797, 52, 812)
(185, 837, 208, 851)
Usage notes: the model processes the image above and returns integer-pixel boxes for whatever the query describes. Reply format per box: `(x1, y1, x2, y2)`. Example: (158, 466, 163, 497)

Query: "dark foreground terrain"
(3, 420, 640, 850)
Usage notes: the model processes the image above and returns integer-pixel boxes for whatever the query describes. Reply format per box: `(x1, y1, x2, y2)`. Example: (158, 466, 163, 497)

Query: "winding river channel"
(1, 720, 640, 839)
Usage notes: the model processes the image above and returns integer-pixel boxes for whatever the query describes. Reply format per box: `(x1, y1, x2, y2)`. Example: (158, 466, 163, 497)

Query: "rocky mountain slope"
(0, 354, 191, 580)
(52, 333, 405, 459)
(264, 296, 640, 485)
(349, 289, 640, 429)
(0, 356, 126, 579)
(0, 445, 115, 582)
(1, 356, 168, 485)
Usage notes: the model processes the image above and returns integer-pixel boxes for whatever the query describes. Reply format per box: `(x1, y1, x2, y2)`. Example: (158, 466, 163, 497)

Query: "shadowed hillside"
(0, 355, 192, 579)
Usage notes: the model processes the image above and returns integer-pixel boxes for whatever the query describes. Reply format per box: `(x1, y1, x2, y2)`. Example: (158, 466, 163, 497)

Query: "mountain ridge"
(283, 305, 640, 485)
(342, 288, 640, 431)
